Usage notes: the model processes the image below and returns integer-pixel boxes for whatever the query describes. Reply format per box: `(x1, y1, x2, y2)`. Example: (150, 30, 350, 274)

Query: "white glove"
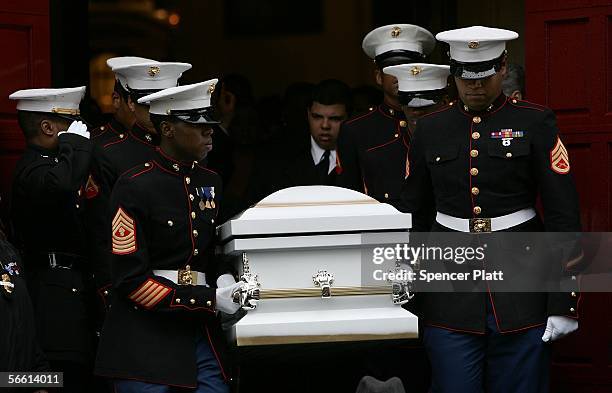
(542, 316, 578, 342)
(58, 120, 89, 139)
(217, 273, 237, 288)
(215, 276, 244, 315)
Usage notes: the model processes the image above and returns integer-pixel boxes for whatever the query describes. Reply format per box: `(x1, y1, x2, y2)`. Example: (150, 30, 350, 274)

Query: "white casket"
(218, 186, 418, 346)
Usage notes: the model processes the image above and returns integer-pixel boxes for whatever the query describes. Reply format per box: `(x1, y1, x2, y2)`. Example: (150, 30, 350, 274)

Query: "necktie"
(316, 150, 331, 185)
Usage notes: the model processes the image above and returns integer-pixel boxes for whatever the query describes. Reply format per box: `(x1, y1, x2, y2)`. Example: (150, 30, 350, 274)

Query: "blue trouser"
(423, 300, 550, 393)
(113, 331, 228, 393)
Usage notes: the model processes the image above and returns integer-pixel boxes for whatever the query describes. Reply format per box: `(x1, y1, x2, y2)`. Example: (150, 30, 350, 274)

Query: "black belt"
(29, 252, 86, 270)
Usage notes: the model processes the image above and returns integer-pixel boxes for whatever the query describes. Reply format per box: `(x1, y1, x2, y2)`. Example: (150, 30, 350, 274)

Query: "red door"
(526, 1, 612, 391)
(0, 0, 51, 223)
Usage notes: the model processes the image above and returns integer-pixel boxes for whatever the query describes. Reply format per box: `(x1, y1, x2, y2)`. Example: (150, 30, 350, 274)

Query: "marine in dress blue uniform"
(401, 26, 581, 393)
(85, 61, 192, 310)
(336, 24, 435, 209)
(9, 86, 95, 393)
(94, 80, 245, 393)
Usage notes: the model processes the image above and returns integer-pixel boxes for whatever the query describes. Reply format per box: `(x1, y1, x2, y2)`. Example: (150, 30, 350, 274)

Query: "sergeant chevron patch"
(129, 278, 171, 309)
(84, 174, 100, 199)
(112, 207, 137, 255)
(550, 136, 570, 174)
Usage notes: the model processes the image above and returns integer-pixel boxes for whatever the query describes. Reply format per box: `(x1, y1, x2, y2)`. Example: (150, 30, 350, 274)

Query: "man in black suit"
(249, 79, 352, 202)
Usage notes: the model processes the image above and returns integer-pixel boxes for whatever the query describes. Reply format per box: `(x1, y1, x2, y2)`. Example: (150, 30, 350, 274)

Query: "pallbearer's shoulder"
(195, 163, 222, 184)
(417, 101, 458, 126)
(115, 161, 156, 186)
(507, 97, 551, 113)
(343, 105, 379, 127)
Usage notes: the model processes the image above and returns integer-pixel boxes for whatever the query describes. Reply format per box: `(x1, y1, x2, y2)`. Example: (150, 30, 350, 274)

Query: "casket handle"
(389, 260, 414, 305)
(312, 270, 335, 298)
(233, 253, 261, 310)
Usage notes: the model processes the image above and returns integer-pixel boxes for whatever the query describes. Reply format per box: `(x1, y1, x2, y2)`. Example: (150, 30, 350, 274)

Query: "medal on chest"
(196, 186, 216, 211)
(490, 129, 524, 146)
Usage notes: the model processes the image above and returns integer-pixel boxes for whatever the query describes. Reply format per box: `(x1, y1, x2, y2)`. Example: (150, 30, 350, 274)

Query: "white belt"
(436, 208, 536, 233)
(153, 269, 207, 286)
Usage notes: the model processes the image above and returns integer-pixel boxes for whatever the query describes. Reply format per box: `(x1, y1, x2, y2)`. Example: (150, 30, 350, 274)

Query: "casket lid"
(218, 186, 411, 242)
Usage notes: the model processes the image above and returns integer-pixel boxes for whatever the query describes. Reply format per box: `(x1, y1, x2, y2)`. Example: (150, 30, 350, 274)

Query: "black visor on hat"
(128, 88, 164, 101)
(398, 88, 448, 106)
(170, 107, 220, 125)
(375, 50, 425, 68)
(450, 53, 505, 80)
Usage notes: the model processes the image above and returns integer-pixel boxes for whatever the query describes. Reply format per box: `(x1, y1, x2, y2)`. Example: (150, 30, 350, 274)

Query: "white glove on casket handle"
(215, 276, 244, 315)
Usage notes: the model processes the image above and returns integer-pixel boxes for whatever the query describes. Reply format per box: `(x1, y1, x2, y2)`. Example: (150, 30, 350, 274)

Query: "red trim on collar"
(417, 103, 455, 120)
(377, 104, 403, 120)
(344, 108, 377, 125)
(509, 99, 547, 112)
(458, 95, 508, 118)
(156, 148, 195, 169)
(153, 161, 178, 176)
(127, 164, 154, 179)
(102, 136, 129, 149)
(195, 163, 219, 176)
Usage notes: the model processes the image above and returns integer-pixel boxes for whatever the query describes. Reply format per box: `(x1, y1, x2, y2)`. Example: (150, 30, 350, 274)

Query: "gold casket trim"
(238, 332, 417, 346)
(260, 285, 391, 299)
(254, 199, 378, 208)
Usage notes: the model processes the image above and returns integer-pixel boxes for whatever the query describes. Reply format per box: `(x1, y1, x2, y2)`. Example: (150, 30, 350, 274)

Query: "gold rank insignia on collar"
(463, 102, 496, 113)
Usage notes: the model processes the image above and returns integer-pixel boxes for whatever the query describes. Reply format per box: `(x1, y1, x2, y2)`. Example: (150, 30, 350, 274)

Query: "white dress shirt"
(310, 136, 336, 175)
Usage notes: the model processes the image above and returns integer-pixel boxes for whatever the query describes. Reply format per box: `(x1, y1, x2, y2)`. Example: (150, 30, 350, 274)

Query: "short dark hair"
(309, 79, 352, 114)
(149, 113, 179, 134)
(502, 63, 525, 97)
(17, 111, 56, 139)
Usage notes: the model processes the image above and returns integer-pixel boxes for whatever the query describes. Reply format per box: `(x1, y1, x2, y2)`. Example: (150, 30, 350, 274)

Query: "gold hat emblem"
(391, 26, 402, 38)
(468, 41, 480, 49)
(411, 66, 423, 76)
(148, 66, 161, 77)
(207, 83, 216, 95)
